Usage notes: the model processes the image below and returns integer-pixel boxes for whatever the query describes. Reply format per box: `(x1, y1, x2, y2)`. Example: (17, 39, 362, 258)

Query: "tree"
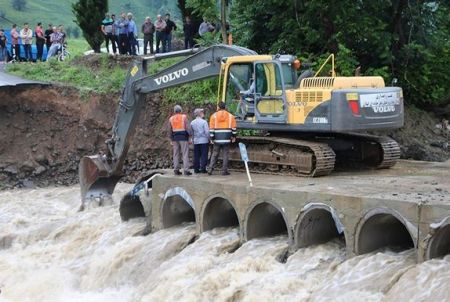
(11, 0, 27, 11)
(186, 0, 229, 43)
(72, 0, 108, 53)
(231, 0, 449, 107)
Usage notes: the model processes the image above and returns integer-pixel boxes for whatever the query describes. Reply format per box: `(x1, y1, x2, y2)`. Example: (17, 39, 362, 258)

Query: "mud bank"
(0, 84, 448, 189)
(0, 85, 172, 189)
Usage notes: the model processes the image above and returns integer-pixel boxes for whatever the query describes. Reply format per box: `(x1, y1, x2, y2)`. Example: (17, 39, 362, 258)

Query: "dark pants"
(46, 42, 51, 52)
(155, 31, 165, 53)
(194, 143, 209, 172)
(164, 32, 172, 52)
(118, 33, 129, 54)
(143, 34, 154, 54)
(184, 36, 194, 49)
(209, 144, 230, 173)
(11, 44, 20, 60)
(104, 33, 117, 54)
(36, 42, 44, 61)
(128, 33, 136, 55)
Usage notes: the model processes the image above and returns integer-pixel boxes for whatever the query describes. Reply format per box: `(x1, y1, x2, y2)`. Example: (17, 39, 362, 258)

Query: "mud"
(0, 85, 172, 189)
(0, 81, 448, 190)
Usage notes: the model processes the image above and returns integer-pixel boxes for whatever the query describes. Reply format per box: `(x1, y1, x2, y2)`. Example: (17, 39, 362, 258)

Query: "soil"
(0, 74, 448, 190)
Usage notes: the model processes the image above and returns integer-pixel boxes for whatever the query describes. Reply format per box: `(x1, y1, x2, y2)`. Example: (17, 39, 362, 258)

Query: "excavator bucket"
(79, 155, 122, 210)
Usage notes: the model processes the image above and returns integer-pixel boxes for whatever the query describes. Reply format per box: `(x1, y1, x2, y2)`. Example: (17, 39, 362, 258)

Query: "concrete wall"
(149, 174, 450, 262)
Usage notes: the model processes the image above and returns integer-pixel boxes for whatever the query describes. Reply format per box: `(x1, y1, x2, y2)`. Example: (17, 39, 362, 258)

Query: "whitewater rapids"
(0, 184, 449, 302)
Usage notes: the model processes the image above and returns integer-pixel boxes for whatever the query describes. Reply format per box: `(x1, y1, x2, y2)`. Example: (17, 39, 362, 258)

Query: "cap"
(194, 108, 204, 116)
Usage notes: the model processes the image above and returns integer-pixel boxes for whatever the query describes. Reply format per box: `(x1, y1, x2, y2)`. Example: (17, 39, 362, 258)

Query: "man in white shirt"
(190, 108, 210, 173)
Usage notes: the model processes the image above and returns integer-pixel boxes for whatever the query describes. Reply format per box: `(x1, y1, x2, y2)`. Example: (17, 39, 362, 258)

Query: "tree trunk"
(220, 0, 227, 44)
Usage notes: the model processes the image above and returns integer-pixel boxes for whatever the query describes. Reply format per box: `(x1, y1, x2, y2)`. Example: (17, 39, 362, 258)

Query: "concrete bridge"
(145, 160, 450, 262)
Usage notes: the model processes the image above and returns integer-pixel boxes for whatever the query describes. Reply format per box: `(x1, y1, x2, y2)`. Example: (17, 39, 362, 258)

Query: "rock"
(34, 165, 46, 175)
(20, 160, 38, 172)
(4, 165, 18, 174)
(21, 179, 35, 188)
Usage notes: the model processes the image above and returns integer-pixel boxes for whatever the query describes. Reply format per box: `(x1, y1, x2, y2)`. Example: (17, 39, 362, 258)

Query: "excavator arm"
(79, 45, 257, 207)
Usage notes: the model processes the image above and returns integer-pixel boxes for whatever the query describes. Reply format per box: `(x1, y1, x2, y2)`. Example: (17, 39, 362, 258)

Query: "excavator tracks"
(218, 133, 400, 177)
(227, 136, 336, 177)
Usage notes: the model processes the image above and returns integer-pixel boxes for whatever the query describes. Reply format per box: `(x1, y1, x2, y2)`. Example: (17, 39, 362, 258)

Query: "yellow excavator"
(78, 45, 403, 219)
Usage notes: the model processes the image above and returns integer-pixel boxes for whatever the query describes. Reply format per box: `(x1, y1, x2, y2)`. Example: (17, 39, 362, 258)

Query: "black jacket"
(165, 20, 177, 34)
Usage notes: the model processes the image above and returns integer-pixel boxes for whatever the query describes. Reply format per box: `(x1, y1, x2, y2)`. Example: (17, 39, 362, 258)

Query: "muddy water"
(0, 185, 449, 302)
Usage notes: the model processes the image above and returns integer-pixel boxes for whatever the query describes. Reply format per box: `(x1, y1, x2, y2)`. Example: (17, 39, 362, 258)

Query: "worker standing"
(191, 108, 210, 173)
(168, 105, 192, 176)
(208, 102, 237, 176)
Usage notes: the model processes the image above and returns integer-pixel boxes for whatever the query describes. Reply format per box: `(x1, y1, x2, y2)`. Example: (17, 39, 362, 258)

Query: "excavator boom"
(79, 45, 257, 207)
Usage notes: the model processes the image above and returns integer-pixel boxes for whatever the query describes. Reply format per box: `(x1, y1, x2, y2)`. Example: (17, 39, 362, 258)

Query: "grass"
(6, 38, 219, 105)
(0, 0, 180, 32)
(6, 39, 126, 95)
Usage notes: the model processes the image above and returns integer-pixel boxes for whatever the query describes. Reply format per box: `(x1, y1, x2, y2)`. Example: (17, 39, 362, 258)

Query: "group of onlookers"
(101, 12, 178, 55)
(168, 102, 237, 176)
(0, 23, 67, 63)
(100, 12, 227, 56)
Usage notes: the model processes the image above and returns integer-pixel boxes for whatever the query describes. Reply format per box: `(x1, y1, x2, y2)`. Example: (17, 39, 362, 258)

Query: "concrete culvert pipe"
(202, 197, 239, 231)
(296, 207, 344, 248)
(428, 223, 450, 259)
(246, 202, 288, 240)
(357, 211, 414, 254)
(162, 195, 195, 228)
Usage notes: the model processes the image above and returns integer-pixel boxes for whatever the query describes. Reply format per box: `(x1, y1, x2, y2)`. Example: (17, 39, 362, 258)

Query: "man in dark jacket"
(44, 24, 53, 52)
(141, 17, 155, 55)
(208, 102, 237, 176)
(183, 16, 195, 49)
(164, 13, 177, 52)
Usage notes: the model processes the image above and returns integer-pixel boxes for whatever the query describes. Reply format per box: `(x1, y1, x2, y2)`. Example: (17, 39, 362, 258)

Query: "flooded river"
(0, 185, 449, 301)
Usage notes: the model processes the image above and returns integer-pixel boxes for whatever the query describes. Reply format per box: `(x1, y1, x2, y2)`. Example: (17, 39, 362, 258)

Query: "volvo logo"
(154, 68, 189, 85)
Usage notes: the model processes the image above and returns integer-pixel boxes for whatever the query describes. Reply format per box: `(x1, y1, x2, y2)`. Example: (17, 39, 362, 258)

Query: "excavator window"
(254, 62, 285, 115)
(224, 63, 254, 117)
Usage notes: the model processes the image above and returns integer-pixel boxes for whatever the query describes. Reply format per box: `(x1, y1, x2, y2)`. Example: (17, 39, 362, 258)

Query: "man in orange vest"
(208, 101, 237, 176)
(168, 105, 192, 175)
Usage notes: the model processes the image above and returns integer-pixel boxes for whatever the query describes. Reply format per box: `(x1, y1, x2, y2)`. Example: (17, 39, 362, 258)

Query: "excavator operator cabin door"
(253, 61, 287, 124)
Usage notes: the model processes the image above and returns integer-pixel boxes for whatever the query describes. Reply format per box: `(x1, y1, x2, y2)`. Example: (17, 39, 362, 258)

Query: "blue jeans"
(165, 32, 172, 52)
(156, 31, 166, 53)
(0, 47, 7, 62)
(193, 143, 209, 172)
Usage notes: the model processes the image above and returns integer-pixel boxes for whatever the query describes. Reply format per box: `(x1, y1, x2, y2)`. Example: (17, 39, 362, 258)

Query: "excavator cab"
(223, 57, 288, 124)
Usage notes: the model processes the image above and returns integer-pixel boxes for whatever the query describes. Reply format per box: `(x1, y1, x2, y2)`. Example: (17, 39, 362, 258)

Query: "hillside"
(0, 0, 180, 32)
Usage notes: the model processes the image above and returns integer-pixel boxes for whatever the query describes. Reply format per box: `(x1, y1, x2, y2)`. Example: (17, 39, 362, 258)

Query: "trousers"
(193, 143, 209, 172)
(173, 140, 190, 171)
(208, 144, 230, 173)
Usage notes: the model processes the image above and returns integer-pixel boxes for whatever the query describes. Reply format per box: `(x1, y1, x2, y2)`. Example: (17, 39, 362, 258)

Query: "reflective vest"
(209, 110, 237, 144)
(169, 113, 189, 141)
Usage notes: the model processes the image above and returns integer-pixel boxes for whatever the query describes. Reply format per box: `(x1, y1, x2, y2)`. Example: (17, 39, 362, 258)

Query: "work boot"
(221, 171, 230, 176)
(199, 169, 207, 174)
(194, 169, 200, 174)
(207, 168, 213, 175)
(174, 169, 182, 175)
(184, 171, 192, 176)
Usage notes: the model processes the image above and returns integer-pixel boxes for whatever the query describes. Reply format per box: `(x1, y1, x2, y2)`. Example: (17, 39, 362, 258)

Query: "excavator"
(78, 44, 403, 219)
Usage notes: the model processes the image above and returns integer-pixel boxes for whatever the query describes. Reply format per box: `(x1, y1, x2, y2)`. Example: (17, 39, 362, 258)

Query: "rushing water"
(0, 185, 449, 302)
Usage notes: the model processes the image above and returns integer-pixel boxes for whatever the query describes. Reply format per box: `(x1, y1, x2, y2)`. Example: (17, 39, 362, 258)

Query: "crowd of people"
(100, 12, 224, 55)
(168, 102, 237, 176)
(0, 23, 67, 63)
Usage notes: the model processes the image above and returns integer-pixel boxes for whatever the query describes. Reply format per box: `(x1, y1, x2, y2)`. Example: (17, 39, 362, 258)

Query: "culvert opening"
(202, 197, 239, 231)
(247, 202, 288, 240)
(296, 208, 344, 248)
(357, 213, 414, 254)
(428, 224, 450, 259)
(162, 195, 195, 228)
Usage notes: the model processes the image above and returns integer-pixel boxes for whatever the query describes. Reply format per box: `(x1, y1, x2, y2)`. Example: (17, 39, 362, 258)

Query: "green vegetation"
(0, 0, 180, 33)
(72, 0, 108, 53)
(6, 39, 126, 95)
(231, 0, 449, 107)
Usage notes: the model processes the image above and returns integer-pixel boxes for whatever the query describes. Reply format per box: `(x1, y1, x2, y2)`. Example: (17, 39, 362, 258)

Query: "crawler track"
(220, 133, 400, 177)
(228, 136, 336, 177)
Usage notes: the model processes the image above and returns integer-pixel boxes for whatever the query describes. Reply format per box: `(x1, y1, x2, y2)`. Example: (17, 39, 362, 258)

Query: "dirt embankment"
(0, 84, 449, 190)
(0, 85, 173, 189)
